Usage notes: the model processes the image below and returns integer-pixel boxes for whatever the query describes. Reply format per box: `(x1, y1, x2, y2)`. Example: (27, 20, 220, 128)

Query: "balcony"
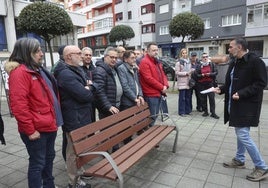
(92, 0, 111, 9)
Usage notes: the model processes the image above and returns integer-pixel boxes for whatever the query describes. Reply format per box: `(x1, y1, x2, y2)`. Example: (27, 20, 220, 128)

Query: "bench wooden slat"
(73, 108, 151, 155)
(69, 102, 178, 187)
(76, 118, 152, 168)
(83, 126, 159, 175)
(70, 104, 149, 142)
(84, 126, 175, 179)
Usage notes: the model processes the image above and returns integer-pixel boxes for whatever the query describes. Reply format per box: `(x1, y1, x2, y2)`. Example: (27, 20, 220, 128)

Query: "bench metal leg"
(73, 175, 79, 188)
(79, 151, 124, 188)
(173, 127, 179, 153)
(168, 115, 179, 153)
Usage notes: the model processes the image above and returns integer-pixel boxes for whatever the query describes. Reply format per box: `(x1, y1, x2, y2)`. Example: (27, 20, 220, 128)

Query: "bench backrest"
(70, 103, 153, 168)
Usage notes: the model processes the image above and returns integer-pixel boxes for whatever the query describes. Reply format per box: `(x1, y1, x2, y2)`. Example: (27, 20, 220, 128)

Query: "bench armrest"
(79, 151, 123, 188)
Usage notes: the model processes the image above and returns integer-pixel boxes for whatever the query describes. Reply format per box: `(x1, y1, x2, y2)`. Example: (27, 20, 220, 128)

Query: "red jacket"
(139, 54, 169, 97)
(6, 62, 58, 136)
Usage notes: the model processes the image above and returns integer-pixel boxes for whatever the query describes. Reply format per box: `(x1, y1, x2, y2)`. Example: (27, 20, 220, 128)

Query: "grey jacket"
(117, 63, 143, 110)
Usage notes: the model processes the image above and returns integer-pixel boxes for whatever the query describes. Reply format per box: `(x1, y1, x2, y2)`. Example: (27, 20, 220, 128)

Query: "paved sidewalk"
(0, 90, 268, 188)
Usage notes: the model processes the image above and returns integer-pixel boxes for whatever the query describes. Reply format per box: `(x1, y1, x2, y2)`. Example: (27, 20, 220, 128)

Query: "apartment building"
(189, 0, 247, 57)
(245, 0, 268, 57)
(66, 0, 114, 56)
(0, 0, 86, 66)
(155, 0, 268, 58)
(114, 0, 156, 50)
(155, 0, 192, 57)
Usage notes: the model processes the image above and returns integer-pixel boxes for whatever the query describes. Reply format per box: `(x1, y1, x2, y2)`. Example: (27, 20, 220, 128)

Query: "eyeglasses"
(202, 56, 208, 58)
(108, 55, 118, 60)
(70, 52, 82, 56)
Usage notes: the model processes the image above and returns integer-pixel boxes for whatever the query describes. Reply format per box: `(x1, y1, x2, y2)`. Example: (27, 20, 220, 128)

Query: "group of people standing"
(3, 37, 268, 188)
(175, 48, 219, 119)
(4, 38, 168, 188)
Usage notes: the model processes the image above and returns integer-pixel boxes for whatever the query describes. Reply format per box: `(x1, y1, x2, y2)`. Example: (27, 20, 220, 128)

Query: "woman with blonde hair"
(175, 48, 193, 116)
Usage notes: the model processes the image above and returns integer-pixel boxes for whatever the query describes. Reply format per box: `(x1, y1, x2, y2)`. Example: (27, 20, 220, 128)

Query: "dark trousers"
(191, 85, 202, 111)
(20, 131, 57, 188)
(198, 82, 216, 114)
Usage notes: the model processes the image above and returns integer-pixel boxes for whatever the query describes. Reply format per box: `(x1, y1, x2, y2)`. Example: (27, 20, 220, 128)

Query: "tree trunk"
(47, 39, 54, 67)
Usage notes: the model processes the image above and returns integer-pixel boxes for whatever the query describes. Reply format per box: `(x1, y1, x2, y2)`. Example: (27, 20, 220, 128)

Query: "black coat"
(93, 60, 118, 118)
(54, 62, 97, 132)
(219, 52, 267, 127)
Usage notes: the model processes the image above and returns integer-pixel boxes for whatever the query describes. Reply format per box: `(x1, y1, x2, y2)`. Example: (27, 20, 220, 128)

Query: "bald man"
(116, 46, 126, 65)
(54, 45, 97, 188)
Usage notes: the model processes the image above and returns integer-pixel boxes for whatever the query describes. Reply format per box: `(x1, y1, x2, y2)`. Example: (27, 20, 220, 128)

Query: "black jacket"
(54, 61, 97, 132)
(93, 60, 118, 118)
(219, 52, 267, 127)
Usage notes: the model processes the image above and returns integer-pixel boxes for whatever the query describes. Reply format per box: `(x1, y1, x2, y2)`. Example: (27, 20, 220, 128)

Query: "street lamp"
(139, 21, 143, 49)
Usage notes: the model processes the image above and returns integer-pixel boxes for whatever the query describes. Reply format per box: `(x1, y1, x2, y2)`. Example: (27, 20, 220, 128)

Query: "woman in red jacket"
(5, 38, 63, 188)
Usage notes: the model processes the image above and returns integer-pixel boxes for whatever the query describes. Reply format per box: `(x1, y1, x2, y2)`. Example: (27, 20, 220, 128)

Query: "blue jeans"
(144, 96, 161, 126)
(178, 89, 192, 115)
(20, 131, 57, 188)
(235, 127, 267, 169)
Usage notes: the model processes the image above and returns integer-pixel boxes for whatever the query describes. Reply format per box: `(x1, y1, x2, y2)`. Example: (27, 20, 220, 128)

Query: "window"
(94, 18, 113, 30)
(142, 24, 155, 33)
(222, 14, 242, 26)
(159, 26, 169, 35)
(0, 17, 7, 51)
(115, 0, 122, 4)
(95, 36, 103, 46)
(203, 18, 211, 29)
(194, 0, 212, 5)
(128, 11, 132, 20)
(188, 47, 204, 58)
(247, 3, 268, 27)
(116, 12, 123, 21)
(248, 40, 263, 57)
(141, 4, 155, 15)
(159, 4, 169, 14)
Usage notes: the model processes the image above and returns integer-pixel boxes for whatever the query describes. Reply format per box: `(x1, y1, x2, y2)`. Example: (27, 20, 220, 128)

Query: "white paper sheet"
(200, 87, 215, 94)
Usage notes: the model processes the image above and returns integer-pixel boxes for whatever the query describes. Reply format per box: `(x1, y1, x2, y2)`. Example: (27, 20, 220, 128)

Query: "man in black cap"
(190, 52, 202, 112)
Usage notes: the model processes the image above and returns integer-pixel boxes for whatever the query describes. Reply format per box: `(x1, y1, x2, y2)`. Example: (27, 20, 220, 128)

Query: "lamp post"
(139, 21, 143, 49)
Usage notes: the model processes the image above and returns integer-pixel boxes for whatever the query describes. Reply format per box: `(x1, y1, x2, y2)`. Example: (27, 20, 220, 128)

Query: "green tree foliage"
(109, 25, 135, 47)
(169, 12, 204, 42)
(17, 1, 73, 66)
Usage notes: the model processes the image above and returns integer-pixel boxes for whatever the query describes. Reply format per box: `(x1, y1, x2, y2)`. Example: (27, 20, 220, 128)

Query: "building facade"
(114, 0, 156, 50)
(155, 0, 268, 58)
(0, 0, 86, 66)
(66, 0, 114, 56)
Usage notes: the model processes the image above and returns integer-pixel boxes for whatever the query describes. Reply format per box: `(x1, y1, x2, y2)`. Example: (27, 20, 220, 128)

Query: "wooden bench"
(69, 103, 178, 188)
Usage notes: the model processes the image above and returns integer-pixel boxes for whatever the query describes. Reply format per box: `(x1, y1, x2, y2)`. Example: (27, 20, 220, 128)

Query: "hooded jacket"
(4, 61, 58, 136)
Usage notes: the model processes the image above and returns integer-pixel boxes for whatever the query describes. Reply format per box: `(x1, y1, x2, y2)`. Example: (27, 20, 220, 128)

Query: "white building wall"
(1, 0, 86, 65)
(115, 0, 155, 49)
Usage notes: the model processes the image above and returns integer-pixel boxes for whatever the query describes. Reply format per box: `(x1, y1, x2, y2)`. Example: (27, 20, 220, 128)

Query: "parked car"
(216, 57, 268, 89)
(159, 57, 176, 81)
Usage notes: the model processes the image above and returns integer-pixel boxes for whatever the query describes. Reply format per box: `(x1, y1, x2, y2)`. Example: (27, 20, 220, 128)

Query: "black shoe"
(68, 180, 91, 188)
(202, 112, 209, 117)
(210, 113, 219, 119)
(196, 107, 203, 112)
